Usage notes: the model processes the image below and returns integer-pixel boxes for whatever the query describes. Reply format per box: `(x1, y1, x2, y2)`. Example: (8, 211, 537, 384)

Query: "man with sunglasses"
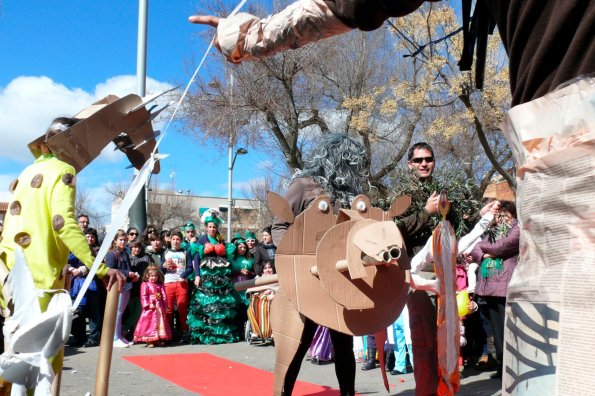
(397, 142, 441, 395)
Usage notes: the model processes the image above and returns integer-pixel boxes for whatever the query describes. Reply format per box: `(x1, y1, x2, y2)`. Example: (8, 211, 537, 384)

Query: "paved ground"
(60, 341, 502, 395)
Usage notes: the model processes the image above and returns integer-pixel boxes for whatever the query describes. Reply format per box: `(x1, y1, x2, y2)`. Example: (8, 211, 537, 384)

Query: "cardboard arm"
(234, 274, 279, 291)
(309, 255, 399, 277)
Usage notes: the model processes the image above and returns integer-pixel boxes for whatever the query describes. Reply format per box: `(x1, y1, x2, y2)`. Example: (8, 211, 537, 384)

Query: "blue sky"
(0, 1, 271, 220)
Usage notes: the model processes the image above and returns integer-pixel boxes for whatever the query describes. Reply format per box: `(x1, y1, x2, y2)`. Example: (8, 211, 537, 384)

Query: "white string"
(73, 0, 249, 309)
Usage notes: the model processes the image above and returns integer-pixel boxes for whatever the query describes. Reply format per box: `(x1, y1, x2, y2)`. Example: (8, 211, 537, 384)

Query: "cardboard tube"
(234, 274, 279, 291)
(94, 285, 119, 396)
(310, 257, 390, 277)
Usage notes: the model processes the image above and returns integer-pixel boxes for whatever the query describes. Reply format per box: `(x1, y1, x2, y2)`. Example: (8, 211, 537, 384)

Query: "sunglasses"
(246, 239, 256, 243)
(128, 232, 138, 236)
(410, 156, 434, 164)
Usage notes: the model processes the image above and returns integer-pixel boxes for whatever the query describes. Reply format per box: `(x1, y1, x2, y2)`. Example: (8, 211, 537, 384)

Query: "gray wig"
(294, 133, 370, 207)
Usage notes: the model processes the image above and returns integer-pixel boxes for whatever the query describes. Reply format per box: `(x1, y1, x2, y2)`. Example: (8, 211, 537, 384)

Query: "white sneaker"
(113, 339, 130, 348)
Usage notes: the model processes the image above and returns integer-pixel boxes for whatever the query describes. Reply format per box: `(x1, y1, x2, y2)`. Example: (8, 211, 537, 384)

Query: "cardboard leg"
(270, 291, 311, 396)
(94, 285, 119, 396)
(374, 329, 389, 392)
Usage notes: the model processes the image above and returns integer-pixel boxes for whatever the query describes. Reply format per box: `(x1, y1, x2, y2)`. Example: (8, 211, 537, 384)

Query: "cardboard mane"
(28, 94, 165, 174)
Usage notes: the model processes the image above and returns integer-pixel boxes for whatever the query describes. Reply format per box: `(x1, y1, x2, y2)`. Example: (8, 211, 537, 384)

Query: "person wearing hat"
(229, 232, 255, 336)
(0, 117, 125, 392)
(187, 209, 239, 344)
(230, 232, 255, 283)
(181, 221, 200, 255)
(244, 230, 258, 256)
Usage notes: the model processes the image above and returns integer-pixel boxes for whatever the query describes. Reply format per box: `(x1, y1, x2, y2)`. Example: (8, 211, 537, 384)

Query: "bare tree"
(104, 181, 129, 200)
(147, 191, 198, 231)
(239, 175, 283, 230)
(75, 189, 107, 227)
(182, 2, 513, 199)
(183, 18, 408, 196)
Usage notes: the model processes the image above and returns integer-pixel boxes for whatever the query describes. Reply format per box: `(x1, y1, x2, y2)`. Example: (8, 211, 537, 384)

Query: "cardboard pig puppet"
(267, 192, 411, 395)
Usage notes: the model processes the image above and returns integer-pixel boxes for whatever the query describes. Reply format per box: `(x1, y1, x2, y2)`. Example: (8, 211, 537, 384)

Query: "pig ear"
(267, 191, 294, 224)
(387, 195, 411, 219)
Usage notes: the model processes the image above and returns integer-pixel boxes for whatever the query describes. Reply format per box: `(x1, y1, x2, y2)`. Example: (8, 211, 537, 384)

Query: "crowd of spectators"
(65, 216, 277, 348)
(62, 142, 518, 393)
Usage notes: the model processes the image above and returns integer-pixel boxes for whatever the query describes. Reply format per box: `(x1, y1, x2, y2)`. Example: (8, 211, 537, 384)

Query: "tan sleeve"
(217, 0, 352, 62)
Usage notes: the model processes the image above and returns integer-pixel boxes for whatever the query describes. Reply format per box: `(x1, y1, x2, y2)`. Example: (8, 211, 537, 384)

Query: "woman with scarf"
(253, 226, 277, 276)
(471, 201, 520, 380)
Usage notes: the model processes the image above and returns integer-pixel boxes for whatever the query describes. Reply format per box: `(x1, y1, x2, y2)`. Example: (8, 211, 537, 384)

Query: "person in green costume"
(229, 233, 256, 334)
(187, 209, 239, 344)
(0, 117, 125, 392)
(229, 233, 255, 284)
(181, 221, 200, 256)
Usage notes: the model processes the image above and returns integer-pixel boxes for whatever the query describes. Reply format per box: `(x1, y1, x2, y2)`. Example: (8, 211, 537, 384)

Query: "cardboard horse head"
(27, 93, 168, 174)
(267, 192, 411, 394)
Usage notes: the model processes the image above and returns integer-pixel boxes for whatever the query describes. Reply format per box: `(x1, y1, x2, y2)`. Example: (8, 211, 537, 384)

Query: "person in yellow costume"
(0, 116, 125, 393)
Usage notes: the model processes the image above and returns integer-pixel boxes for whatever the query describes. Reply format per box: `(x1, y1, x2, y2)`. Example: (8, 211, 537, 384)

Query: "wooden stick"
(94, 285, 119, 396)
(234, 275, 279, 291)
(309, 257, 392, 277)
(51, 368, 62, 396)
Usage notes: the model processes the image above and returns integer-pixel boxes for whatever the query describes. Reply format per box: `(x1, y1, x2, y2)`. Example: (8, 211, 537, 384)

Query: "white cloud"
(0, 173, 17, 202)
(0, 75, 175, 163)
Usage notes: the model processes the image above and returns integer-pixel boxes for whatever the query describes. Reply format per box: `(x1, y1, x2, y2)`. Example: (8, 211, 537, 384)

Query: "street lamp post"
(227, 145, 248, 241)
(129, 0, 148, 234)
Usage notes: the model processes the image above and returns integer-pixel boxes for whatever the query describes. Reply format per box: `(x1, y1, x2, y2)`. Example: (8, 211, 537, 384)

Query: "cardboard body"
(271, 193, 411, 336)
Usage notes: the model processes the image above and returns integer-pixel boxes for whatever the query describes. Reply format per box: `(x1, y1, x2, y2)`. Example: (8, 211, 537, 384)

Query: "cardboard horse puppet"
(267, 192, 411, 394)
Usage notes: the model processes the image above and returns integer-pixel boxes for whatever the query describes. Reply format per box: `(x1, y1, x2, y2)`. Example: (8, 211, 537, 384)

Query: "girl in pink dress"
(133, 264, 172, 347)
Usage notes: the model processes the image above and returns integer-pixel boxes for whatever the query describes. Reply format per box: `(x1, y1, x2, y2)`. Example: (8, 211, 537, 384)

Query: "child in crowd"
(133, 264, 172, 347)
(162, 231, 199, 343)
(105, 229, 136, 348)
(160, 230, 172, 249)
(124, 239, 153, 340)
(146, 233, 166, 266)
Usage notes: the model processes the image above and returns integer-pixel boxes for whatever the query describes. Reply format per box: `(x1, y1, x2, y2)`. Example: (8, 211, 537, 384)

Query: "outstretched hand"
(189, 15, 223, 53)
(189, 15, 220, 27)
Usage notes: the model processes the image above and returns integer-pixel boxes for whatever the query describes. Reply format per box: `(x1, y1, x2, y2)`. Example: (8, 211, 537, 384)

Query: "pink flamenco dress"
(133, 282, 173, 343)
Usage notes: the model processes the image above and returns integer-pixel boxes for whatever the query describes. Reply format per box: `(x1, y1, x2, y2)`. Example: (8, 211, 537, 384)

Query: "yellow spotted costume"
(0, 153, 110, 390)
(0, 154, 109, 306)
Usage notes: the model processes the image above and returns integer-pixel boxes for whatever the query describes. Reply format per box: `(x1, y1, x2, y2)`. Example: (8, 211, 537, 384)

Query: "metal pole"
(136, 0, 147, 98)
(227, 135, 233, 241)
(129, 0, 148, 233)
(227, 73, 234, 241)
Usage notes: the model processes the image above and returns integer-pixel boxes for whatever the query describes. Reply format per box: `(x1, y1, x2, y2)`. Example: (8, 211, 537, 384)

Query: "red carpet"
(123, 353, 340, 395)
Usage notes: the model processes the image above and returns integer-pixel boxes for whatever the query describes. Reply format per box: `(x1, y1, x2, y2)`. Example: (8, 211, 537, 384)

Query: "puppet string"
(73, 0, 248, 310)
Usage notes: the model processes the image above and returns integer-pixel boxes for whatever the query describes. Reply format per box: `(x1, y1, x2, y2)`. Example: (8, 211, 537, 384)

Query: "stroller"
(245, 285, 276, 344)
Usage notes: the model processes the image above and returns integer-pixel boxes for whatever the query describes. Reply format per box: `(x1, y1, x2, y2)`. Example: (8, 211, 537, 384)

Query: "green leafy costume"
(187, 233, 240, 344)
